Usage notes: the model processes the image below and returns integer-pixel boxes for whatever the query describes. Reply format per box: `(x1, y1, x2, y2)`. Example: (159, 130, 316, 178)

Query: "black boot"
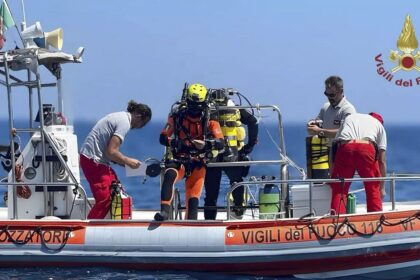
(186, 198, 199, 220)
(154, 204, 171, 221)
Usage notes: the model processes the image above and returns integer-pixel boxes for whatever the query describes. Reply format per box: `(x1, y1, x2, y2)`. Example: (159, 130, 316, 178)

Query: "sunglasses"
(324, 91, 339, 98)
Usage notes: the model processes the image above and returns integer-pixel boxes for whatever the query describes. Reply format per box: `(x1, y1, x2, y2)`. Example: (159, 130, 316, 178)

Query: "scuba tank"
(346, 193, 356, 214)
(258, 176, 280, 219)
(306, 120, 330, 179)
(219, 103, 241, 161)
(110, 181, 132, 220)
(210, 90, 246, 162)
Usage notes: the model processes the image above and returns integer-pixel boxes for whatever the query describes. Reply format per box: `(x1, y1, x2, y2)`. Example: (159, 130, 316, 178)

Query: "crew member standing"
(307, 76, 356, 139)
(204, 89, 258, 220)
(306, 76, 356, 177)
(330, 112, 387, 214)
(80, 100, 152, 219)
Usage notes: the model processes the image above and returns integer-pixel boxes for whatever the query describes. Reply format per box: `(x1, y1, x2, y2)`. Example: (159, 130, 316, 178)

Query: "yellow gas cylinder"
(236, 125, 246, 150)
(305, 135, 330, 179)
(110, 182, 133, 220)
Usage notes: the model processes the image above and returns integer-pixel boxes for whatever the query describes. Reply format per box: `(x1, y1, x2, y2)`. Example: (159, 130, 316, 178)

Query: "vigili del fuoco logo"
(375, 15, 420, 87)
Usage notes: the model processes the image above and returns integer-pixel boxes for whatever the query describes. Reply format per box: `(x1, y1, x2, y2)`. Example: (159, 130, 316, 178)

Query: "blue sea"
(0, 120, 420, 279)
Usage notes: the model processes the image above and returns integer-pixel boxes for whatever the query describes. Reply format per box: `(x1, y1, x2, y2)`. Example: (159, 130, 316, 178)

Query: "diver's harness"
(165, 101, 221, 177)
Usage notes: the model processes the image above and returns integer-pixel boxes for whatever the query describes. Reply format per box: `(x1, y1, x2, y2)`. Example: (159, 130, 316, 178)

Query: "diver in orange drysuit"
(154, 83, 224, 221)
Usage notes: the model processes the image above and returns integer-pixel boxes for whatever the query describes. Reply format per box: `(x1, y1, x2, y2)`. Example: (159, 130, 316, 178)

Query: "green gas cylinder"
(346, 193, 356, 214)
(259, 180, 280, 219)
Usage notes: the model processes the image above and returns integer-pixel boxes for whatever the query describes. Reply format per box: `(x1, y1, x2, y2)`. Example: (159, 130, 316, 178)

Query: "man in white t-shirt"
(330, 112, 387, 214)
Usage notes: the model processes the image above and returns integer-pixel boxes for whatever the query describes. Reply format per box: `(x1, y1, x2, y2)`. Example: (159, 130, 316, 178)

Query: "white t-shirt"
(80, 111, 131, 165)
(336, 113, 387, 151)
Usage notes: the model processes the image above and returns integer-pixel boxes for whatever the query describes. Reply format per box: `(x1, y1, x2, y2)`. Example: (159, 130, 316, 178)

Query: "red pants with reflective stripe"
(80, 154, 119, 219)
(330, 142, 382, 214)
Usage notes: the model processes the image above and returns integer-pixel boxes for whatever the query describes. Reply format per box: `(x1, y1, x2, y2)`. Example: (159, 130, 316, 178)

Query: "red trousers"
(80, 154, 118, 219)
(330, 142, 382, 214)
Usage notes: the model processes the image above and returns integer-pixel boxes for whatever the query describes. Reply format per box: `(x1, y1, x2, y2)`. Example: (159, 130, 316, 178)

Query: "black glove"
(205, 139, 215, 150)
(241, 144, 254, 155)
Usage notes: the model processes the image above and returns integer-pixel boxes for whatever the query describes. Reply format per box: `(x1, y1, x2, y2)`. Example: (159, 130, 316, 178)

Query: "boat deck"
(0, 200, 419, 221)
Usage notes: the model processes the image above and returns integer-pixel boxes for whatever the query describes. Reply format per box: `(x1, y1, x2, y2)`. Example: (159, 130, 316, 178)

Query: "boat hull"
(0, 210, 420, 278)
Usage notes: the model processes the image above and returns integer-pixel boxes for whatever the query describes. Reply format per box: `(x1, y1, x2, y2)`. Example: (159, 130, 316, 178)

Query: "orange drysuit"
(159, 114, 223, 220)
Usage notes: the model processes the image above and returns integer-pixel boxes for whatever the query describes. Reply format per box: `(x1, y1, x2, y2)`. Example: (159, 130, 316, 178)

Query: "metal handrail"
(207, 160, 287, 168)
(0, 182, 81, 186)
(3, 52, 17, 219)
(208, 104, 305, 176)
(10, 81, 56, 88)
(206, 104, 304, 219)
(225, 174, 420, 220)
(0, 181, 88, 219)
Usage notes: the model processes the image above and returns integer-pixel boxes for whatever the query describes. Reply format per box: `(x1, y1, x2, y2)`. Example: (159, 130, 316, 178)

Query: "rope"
(257, 114, 306, 178)
(295, 210, 420, 241)
(0, 225, 73, 252)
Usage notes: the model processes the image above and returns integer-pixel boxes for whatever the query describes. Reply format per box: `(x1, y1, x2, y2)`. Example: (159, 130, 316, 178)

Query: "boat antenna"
(4, 0, 24, 46)
(19, 0, 26, 30)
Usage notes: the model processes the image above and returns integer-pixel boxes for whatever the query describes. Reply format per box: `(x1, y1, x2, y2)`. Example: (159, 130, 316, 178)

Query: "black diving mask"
(186, 100, 206, 117)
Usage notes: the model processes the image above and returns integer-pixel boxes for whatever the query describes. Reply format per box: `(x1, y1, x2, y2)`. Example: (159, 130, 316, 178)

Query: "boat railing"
(0, 181, 89, 220)
(204, 104, 306, 218)
(225, 174, 420, 220)
(206, 104, 306, 178)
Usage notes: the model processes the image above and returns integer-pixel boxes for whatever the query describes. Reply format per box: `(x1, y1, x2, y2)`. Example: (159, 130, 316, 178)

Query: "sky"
(1, 0, 420, 125)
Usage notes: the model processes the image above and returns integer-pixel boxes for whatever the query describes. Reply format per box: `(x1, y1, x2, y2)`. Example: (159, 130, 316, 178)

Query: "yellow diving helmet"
(186, 83, 208, 117)
(187, 83, 207, 103)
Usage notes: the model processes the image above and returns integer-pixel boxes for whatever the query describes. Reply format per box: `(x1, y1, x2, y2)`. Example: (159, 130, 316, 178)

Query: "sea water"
(0, 121, 419, 279)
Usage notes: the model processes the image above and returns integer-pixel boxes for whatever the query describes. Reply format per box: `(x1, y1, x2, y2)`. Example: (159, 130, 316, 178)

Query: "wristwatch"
(318, 130, 325, 137)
